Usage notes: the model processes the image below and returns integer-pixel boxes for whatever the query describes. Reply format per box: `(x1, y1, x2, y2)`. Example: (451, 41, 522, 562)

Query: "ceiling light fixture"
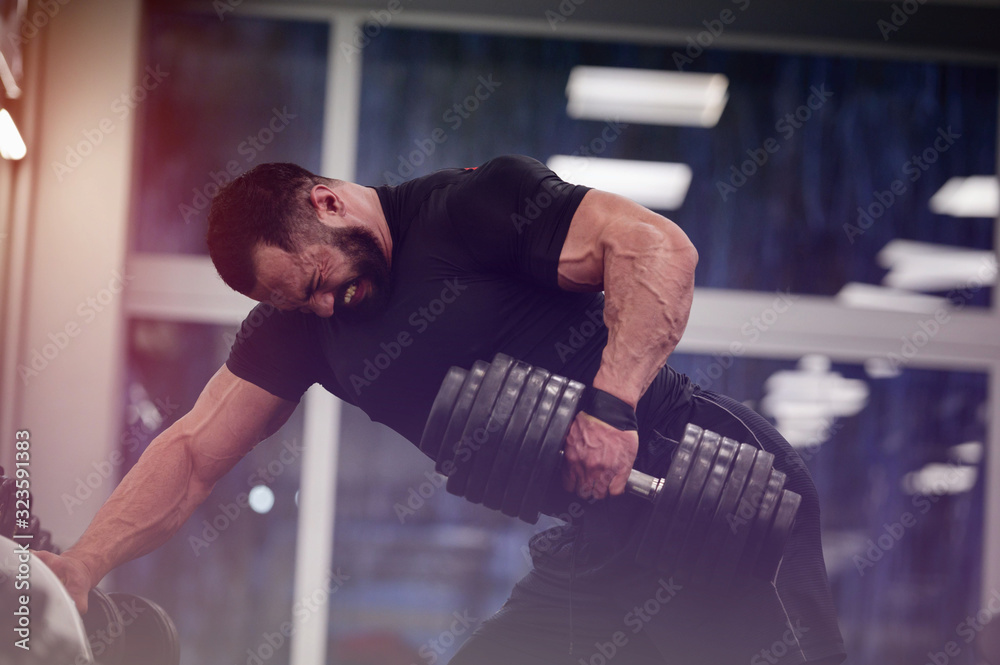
(547, 156, 693, 210)
(565, 66, 729, 128)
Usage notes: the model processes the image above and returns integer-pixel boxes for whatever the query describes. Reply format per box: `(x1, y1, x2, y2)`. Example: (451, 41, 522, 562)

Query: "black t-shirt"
(226, 155, 693, 453)
(224, 155, 843, 662)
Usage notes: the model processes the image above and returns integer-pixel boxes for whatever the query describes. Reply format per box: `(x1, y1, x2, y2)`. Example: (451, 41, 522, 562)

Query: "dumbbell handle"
(558, 450, 664, 501)
(627, 469, 665, 501)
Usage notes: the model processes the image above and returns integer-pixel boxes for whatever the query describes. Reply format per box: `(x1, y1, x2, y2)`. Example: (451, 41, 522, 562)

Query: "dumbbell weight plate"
(419, 366, 467, 459)
(109, 593, 181, 665)
(519, 379, 584, 524)
(465, 360, 531, 504)
(655, 430, 722, 574)
(447, 355, 516, 498)
(501, 375, 566, 518)
(672, 433, 737, 584)
(754, 489, 801, 581)
(711, 449, 773, 591)
(635, 424, 703, 569)
(691, 440, 756, 586)
(482, 367, 550, 510)
(84, 588, 126, 663)
(435, 361, 489, 475)
(740, 468, 786, 577)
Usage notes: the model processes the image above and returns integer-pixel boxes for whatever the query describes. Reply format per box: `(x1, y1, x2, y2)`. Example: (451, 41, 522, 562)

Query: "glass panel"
(357, 29, 996, 306)
(666, 351, 987, 665)
(327, 402, 538, 664)
(130, 9, 328, 255)
(114, 320, 304, 665)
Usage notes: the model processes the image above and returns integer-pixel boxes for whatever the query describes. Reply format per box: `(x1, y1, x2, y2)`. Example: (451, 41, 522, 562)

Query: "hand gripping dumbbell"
(419, 353, 802, 587)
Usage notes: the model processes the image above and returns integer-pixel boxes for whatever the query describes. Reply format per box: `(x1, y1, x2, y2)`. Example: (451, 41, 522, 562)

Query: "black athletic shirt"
(226, 154, 693, 449)
(226, 155, 844, 664)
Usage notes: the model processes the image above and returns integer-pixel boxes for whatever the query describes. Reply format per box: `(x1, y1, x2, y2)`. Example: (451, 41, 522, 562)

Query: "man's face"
(250, 225, 391, 321)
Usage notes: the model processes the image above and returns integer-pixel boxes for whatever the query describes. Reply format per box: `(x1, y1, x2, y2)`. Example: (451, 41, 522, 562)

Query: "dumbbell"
(82, 588, 180, 665)
(419, 353, 801, 586)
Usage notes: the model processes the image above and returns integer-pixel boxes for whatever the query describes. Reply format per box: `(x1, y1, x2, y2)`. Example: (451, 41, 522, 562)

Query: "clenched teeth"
(343, 282, 358, 304)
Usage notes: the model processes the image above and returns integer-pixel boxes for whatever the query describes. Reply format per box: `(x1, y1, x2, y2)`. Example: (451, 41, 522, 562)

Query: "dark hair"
(206, 162, 340, 295)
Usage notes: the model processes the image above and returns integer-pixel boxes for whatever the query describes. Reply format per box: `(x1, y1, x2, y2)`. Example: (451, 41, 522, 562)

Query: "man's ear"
(310, 184, 343, 216)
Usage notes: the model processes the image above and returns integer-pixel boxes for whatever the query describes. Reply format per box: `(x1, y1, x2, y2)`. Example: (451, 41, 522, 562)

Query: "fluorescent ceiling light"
(565, 66, 729, 128)
(835, 282, 948, 313)
(878, 239, 997, 292)
(864, 357, 901, 379)
(902, 463, 977, 496)
(948, 441, 983, 465)
(929, 176, 998, 218)
(0, 108, 26, 160)
(547, 156, 692, 210)
(760, 355, 869, 448)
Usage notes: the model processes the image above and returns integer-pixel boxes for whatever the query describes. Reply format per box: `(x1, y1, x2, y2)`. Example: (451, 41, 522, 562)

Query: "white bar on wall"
(289, 385, 342, 665)
(986, 76, 1000, 604)
(321, 13, 363, 182)
(289, 15, 362, 665)
(983, 368, 1000, 603)
(125, 253, 257, 325)
(677, 288, 999, 369)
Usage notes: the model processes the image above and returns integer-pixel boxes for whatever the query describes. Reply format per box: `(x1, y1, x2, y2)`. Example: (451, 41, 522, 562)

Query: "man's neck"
(346, 183, 393, 266)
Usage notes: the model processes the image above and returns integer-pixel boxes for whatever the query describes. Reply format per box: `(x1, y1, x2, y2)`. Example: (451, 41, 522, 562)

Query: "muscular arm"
(558, 189, 698, 498)
(36, 365, 297, 612)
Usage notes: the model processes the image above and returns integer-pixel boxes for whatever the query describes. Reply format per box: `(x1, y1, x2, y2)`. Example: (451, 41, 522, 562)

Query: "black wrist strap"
(580, 387, 638, 431)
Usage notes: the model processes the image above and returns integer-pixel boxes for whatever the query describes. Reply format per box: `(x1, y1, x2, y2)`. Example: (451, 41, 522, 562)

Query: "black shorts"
(449, 388, 847, 665)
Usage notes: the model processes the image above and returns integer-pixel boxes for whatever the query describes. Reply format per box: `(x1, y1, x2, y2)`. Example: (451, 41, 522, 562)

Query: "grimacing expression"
(253, 225, 392, 322)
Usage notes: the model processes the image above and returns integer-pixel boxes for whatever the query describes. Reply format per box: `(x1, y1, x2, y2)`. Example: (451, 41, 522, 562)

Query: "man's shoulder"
(456, 154, 548, 187)
(402, 155, 546, 193)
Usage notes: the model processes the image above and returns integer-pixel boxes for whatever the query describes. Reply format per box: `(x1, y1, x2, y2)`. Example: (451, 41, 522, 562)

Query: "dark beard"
(321, 225, 392, 323)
